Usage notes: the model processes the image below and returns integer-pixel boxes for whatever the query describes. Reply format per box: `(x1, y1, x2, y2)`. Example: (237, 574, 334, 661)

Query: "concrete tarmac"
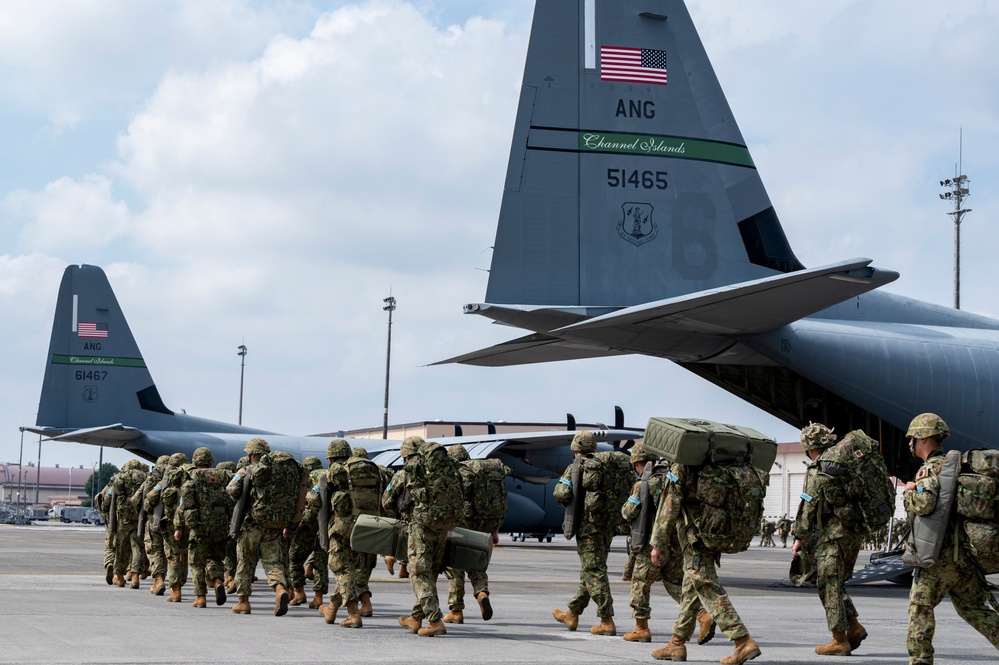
(1, 523, 997, 664)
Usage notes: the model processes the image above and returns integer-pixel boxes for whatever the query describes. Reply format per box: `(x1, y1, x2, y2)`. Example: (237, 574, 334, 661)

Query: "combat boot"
(815, 631, 851, 656)
(304, 561, 314, 580)
(651, 634, 687, 661)
(385, 556, 396, 576)
(418, 619, 447, 637)
(720, 635, 761, 665)
(442, 609, 464, 624)
(290, 585, 307, 606)
(696, 608, 717, 645)
(129, 572, 140, 590)
(308, 591, 324, 610)
(213, 578, 227, 606)
(105, 564, 114, 585)
(846, 616, 868, 651)
(359, 591, 373, 617)
(166, 584, 182, 602)
(476, 590, 492, 621)
(140, 568, 151, 579)
(398, 563, 409, 579)
(553, 608, 579, 631)
(225, 576, 237, 594)
(399, 615, 422, 633)
(274, 583, 290, 617)
(150, 573, 165, 596)
(624, 618, 651, 642)
(192, 595, 207, 608)
(112, 573, 125, 587)
(590, 616, 616, 636)
(321, 599, 341, 624)
(340, 601, 363, 628)
(232, 595, 251, 614)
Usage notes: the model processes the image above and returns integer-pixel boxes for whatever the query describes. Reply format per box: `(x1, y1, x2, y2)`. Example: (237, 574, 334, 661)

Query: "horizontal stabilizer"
(558, 259, 898, 336)
(435, 332, 627, 367)
(23, 424, 143, 448)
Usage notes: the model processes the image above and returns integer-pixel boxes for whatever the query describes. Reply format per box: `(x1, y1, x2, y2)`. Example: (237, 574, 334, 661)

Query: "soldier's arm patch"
(666, 471, 679, 484)
(628, 496, 640, 506)
(558, 478, 572, 489)
(800, 492, 814, 503)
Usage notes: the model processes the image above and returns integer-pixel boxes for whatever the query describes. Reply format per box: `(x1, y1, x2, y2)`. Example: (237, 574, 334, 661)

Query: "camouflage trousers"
(166, 528, 189, 587)
(236, 522, 288, 596)
(568, 529, 615, 619)
(327, 533, 362, 605)
(188, 536, 226, 596)
(815, 534, 862, 632)
(225, 537, 237, 578)
(328, 550, 373, 607)
(112, 521, 143, 576)
(103, 525, 115, 568)
(629, 546, 683, 620)
(672, 532, 747, 641)
(144, 524, 167, 577)
(408, 522, 448, 623)
(356, 551, 375, 597)
(446, 567, 488, 611)
(907, 545, 999, 664)
(289, 521, 328, 593)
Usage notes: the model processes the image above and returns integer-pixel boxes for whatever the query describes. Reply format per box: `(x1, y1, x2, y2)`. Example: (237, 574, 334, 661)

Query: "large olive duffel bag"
(643, 417, 777, 471)
(350, 515, 493, 572)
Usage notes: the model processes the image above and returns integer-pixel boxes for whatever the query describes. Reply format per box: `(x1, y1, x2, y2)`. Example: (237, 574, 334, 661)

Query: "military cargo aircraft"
(439, 0, 999, 482)
(24, 264, 640, 535)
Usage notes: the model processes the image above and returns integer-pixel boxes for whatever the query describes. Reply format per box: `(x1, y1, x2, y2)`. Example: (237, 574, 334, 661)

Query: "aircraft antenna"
(382, 294, 397, 439)
(939, 128, 972, 309)
(237, 344, 248, 425)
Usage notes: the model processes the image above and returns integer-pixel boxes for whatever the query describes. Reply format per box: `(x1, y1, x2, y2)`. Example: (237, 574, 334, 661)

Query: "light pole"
(237, 344, 248, 425)
(382, 296, 397, 439)
(939, 131, 972, 310)
(68, 466, 73, 505)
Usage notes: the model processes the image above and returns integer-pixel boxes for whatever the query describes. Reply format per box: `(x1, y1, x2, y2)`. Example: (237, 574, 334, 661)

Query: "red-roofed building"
(1, 463, 96, 506)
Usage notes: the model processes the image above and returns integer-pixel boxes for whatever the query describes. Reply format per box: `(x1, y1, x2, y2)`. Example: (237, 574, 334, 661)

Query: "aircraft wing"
(557, 259, 898, 336)
(434, 332, 627, 367)
(22, 424, 143, 448)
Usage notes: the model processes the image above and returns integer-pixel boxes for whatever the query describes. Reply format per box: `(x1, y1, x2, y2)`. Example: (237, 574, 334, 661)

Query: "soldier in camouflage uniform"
(176, 447, 232, 608)
(442, 444, 509, 624)
(382, 458, 413, 580)
(110, 459, 148, 588)
(903, 413, 999, 664)
(350, 446, 381, 616)
(648, 463, 761, 663)
(143, 452, 191, 601)
(216, 460, 239, 591)
(227, 437, 307, 616)
(137, 455, 170, 595)
(288, 455, 324, 607)
(619, 443, 713, 645)
(317, 439, 367, 627)
(791, 422, 869, 656)
(777, 515, 792, 548)
(552, 431, 618, 636)
(760, 519, 776, 547)
(96, 481, 115, 584)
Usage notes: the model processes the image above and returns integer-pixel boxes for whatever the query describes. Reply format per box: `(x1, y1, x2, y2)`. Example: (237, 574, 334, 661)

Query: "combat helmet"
(351, 446, 369, 460)
(302, 456, 323, 472)
(326, 439, 351, 461)
(192, 446, 214, 468)
(216, 461, 237, 472)
(155, 455, 171, 468)
(169, 452, 189, 467)
(629, 441, 657, 464)
(244, 437, 271, 455)
(400, 435, 425, 458)
(799, 422, 837, 451)
(570, 430, 597, 454)
(906, 413, 949, 442)
(448, 444, 470, 462)
(122, 459, 142, 472)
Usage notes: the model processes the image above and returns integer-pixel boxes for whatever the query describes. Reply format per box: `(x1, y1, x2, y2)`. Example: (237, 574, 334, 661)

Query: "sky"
(2, 0, 998, 473)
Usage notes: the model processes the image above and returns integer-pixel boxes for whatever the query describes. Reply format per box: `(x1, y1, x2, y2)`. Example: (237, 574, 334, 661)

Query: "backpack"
(817, 430, 895, 537)
(694, 462, 766, 554)
(112, 469, 145, 523)
(344, 456, 384, 518)
(957, 448, 999, 574)
(409, 442, 464, 530)
(461, 458, 510, 532)
(249, 451, 308, 529)
(180, 468, 232, 541)
(581, 451, 634, 527)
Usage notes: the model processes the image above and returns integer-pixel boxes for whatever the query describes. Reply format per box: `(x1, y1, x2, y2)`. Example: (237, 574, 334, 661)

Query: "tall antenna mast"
(939, 128, 972, 309)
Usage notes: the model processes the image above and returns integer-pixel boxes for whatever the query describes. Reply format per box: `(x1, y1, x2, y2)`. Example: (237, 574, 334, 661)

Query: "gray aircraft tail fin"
(485, 0, 802, 308)
(35, 264, 173, 431)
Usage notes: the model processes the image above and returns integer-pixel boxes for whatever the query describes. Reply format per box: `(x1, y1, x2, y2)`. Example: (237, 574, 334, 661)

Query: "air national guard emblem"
(82, 385, 100, 403)
(617, 202, 657, 246)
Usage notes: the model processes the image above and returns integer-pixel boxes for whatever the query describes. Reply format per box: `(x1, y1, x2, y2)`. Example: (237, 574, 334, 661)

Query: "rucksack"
(461, 458, 510, 532)
(904, 450, 961, 568)
(957, 448, 999, 574)
(409, 442, 463, 530)
(581, 451, 634, 527)
(112, 469, 145, 523)
(817, 430, 895, 537)
(249, 451, 308, 529)
(694, 462, 766, 554)
(344, 456, 384, 518)
(180, 468, 232, 541)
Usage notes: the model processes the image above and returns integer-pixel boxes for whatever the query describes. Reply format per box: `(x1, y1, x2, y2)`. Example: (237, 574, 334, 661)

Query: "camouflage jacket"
(325, 462, 354, 538)
(112, 468, 147, 525)
(649, 464, 687, 553)
(621, 461, 672, 525)
(794, 451, 857, 541)
(135, 464, 167, 524)
(903, 448, 961, 555)
(554, 454, 615, 536)
(302, 468, 326, 526)
(381, 468, 411, 519)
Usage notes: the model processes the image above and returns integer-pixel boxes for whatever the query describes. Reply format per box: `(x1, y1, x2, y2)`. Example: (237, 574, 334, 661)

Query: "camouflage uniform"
(794, 423, 866, 652)
(776, 516, 792, 547)
(216, 460, 239, 585)
(552, 432, 618, 627)
(760, 520, 776, 547)
(290, 462, 328, 601)
(177, 447, 232, 605)
(621, 461, 683, 621)
(444, 445, 509, 621)
(381, 466, 412, 572)
(96, 483, 115, 574)
(137, 455, 170, 593)
(324, 451, 364, 613)
(111, 460, 148, 582)
(903, 413, 999, 664)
